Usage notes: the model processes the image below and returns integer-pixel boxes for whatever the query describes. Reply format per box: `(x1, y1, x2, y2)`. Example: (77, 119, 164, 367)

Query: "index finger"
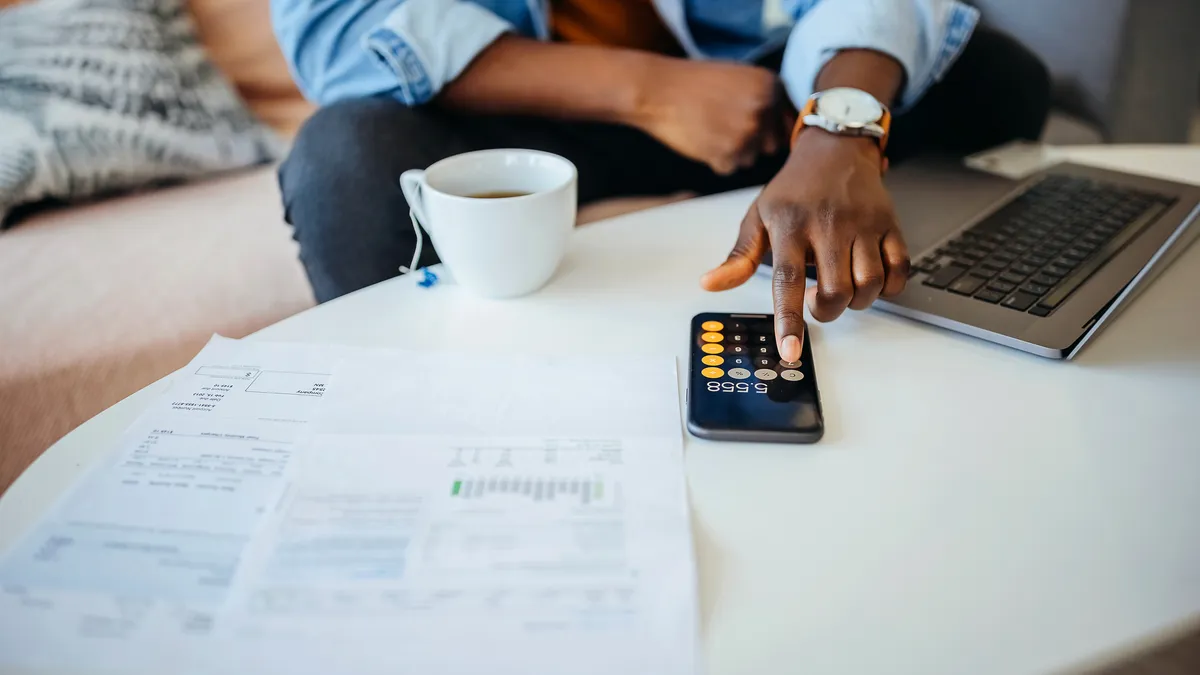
(770, 236, 810, 364)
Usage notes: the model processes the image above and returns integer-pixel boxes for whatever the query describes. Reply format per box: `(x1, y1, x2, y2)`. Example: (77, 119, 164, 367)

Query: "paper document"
(0, 341, 698, 675)
(0, 337, 352, 671)
(210, 432, 697, 675)
(207, 351, 698, 674)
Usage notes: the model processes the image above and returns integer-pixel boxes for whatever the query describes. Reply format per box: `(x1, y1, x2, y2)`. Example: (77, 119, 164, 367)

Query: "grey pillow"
(0, 0, 283, 227)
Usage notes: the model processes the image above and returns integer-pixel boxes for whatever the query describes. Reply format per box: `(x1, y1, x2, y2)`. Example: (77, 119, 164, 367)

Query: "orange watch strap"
(878, 106, 892, 152)
(789, 97, 819, 148)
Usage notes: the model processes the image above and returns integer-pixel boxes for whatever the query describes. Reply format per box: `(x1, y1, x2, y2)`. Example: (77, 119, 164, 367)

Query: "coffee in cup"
(465, 190, 532, 199)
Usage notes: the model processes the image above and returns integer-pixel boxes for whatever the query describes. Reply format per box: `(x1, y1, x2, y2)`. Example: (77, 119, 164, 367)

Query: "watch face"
(815, 87, 883, 127)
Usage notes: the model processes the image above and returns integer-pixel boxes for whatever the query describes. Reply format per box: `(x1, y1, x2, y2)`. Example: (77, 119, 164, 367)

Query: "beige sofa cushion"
(0, 168, 315, 492)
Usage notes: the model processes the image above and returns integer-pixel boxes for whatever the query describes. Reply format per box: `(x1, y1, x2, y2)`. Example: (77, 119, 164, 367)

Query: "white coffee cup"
(399, 149, 577, 299)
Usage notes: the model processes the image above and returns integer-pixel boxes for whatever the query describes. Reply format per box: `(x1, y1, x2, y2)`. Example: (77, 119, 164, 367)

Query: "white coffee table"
(3, 145, 1199, 674)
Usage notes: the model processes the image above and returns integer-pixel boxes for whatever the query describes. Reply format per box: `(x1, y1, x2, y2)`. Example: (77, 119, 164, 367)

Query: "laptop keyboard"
(914, 174, 1175, 316)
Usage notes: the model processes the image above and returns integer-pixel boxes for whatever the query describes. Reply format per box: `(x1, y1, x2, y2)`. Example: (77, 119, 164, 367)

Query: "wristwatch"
(791, 87, 892, 153)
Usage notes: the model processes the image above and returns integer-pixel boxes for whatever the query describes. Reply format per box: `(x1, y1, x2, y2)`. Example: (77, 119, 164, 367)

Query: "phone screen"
(686, 313, 823, 443)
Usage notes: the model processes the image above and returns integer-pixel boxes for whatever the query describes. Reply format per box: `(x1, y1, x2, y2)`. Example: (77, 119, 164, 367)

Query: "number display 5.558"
(707, 381, 767, 394)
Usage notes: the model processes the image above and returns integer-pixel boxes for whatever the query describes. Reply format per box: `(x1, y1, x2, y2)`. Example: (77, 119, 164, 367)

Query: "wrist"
(814, 49, 904, 106)
(790, 127, 884, 168)
(621, 52, 681, 131)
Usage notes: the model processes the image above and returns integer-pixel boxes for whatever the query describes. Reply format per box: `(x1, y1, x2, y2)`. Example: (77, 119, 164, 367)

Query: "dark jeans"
(280, 28, 1051, 303)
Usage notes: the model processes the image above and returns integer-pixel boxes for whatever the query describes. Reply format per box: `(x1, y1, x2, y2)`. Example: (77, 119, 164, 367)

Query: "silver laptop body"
(759, 158, 1200, 359)
(882, 159, 1200, 358)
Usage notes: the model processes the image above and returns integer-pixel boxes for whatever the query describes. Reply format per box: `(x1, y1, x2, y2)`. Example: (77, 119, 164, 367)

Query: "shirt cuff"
(779, 0, 979, 113)
(364, 0, 513, 106)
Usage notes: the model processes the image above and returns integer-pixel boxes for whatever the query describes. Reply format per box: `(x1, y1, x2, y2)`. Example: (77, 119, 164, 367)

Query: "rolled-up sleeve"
(779, 0, 979, 112)
(271, 0, 513, 107)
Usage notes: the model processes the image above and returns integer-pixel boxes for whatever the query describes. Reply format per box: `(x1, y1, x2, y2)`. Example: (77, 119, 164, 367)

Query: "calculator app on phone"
(686, 313, 823, 443)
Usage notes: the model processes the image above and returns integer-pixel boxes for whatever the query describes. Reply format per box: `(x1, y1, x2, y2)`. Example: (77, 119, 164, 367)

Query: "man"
(274, 0, 1049, 364)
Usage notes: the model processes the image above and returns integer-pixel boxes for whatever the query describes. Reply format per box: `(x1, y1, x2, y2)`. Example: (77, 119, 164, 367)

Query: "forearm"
(437, 35, 662, 126)
(815, 49, 905, 107)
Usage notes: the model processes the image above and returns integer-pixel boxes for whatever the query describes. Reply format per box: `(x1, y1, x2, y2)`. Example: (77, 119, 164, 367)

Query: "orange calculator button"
(701, 355, 724, 366)
(701, 320, 724, 332)
(701, 332, 723, 343)
(701, 367, 724, 379)
(701, 343, 723, 354)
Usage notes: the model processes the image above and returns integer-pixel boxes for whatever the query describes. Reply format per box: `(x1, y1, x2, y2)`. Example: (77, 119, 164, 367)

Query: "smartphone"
(686, 312, 824, 443)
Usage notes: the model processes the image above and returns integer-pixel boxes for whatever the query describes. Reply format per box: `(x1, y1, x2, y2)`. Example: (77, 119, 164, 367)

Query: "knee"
(277, 98, 445, 302)
(281, 97, 418, 191)
(278, 97, 444, 243)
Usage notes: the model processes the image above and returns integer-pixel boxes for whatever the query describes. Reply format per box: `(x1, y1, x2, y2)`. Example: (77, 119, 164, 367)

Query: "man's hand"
(438, 37, 790, 176)
(700, 130, 909, 362)
(632, 59, 793, 175)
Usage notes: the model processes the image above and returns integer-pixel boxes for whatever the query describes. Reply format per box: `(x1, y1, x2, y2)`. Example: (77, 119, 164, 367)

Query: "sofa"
(1, 0, 1197, 494)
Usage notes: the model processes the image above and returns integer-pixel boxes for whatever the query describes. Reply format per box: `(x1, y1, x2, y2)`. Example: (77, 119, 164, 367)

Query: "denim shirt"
(271, 0, 978, 112)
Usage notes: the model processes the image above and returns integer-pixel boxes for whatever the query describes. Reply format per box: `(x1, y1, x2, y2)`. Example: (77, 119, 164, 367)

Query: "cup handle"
(399, 169, 429, 231)
(398, 169, 431, 274)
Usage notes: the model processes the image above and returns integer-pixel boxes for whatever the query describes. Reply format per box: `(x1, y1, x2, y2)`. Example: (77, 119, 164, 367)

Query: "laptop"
(762, 158, 1200, 359)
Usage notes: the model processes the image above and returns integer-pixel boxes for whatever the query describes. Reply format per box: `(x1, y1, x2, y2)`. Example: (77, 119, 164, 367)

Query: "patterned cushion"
(0, 0, 283, 227)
